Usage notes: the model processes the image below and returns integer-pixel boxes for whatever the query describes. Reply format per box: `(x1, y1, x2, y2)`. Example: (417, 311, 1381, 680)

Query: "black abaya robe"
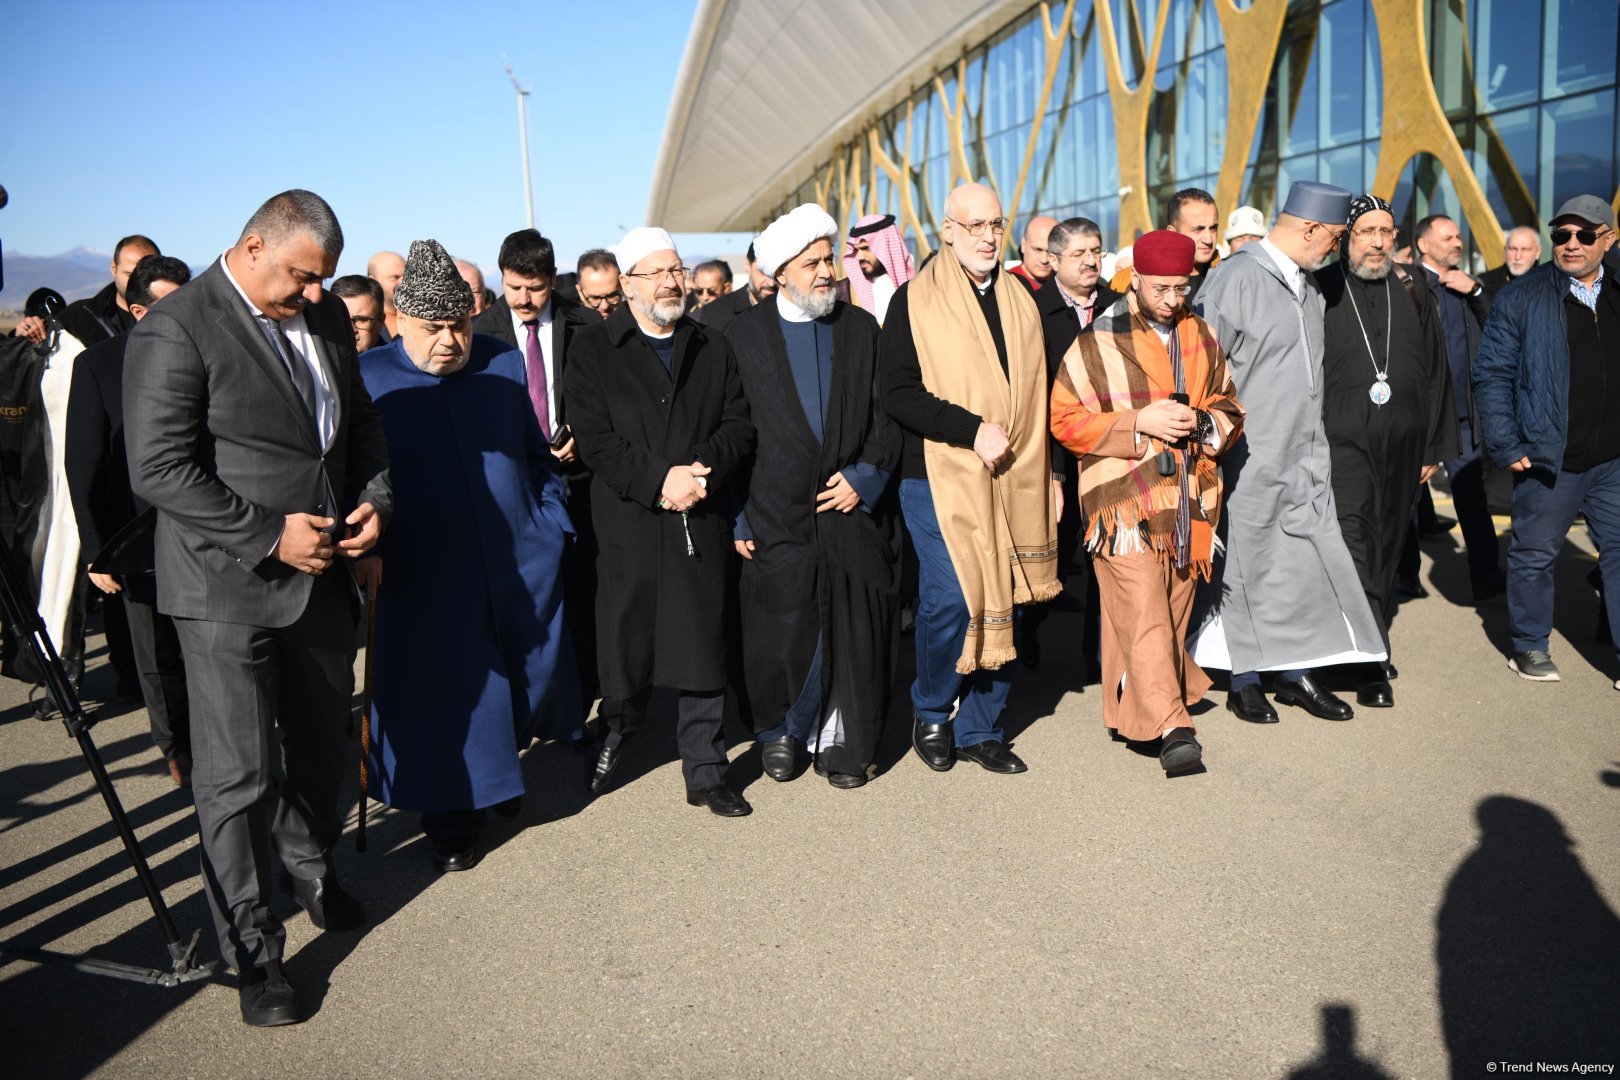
(725, 297, 901, 776)
(1316, 262, 1459, 650)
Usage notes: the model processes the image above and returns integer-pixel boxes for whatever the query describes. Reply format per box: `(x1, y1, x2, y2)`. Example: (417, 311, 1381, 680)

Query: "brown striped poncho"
(1049, 290, 1244, 579)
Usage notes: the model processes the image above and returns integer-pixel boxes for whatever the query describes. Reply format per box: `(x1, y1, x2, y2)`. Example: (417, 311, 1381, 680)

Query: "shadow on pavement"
(1282, 1003, 1393, 1080)
(1435, 796, 1620, 1076)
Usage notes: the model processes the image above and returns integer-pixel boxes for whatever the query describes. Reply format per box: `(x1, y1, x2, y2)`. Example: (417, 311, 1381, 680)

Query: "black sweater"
(880, 269, 1042, 481)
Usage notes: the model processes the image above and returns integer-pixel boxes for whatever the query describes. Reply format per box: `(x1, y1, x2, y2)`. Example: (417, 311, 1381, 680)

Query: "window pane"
(1427, 0, 1469, 119)
(1321, 144, 1362, 194)
(1207, 46, 1229, 172)
(1540, 91, 1617, 222)
(1097, 97, 1120, 199)
(1471, 0, 1541, 111)
(1365, 8, 1383, 139)
(1178, 55, 1211, 181)
(1320, 0, 1364, 146)
(1283, 21, 1320, 155)
(1477, 106, 1539, 229)
(1544, 0, 1618, 98)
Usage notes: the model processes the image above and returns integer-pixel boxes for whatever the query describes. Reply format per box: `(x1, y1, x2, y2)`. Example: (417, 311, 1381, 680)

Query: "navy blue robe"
(359, 334, 578, 814)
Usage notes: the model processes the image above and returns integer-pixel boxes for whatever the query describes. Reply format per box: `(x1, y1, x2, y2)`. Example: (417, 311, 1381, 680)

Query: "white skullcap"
(752, 203, 839, 278)
(612, 227, 678, 274)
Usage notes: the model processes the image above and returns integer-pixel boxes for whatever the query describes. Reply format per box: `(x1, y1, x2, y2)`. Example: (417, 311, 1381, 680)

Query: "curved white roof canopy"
(647, 0, 1028, 231)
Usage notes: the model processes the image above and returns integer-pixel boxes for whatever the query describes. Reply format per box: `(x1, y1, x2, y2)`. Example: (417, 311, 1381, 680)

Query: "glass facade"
(772, 0, 1619, 267)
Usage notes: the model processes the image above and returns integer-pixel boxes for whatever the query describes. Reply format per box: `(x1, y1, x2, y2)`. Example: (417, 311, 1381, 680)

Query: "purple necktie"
(523, 320, 551, 437)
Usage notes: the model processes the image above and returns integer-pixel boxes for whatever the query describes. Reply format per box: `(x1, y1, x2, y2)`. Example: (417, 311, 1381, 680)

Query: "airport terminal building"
(648, 0, 1619, 268)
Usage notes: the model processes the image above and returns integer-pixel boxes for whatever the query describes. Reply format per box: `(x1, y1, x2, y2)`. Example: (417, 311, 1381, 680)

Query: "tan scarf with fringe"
(910, 254, 1060, 673)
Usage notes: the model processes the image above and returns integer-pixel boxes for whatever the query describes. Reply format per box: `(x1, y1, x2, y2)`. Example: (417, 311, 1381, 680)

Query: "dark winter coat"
(563, 303, 755, 697)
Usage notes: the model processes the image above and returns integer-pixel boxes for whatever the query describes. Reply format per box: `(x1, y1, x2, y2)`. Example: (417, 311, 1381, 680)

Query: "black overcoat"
(563, 303, 755, 697)
(725, 298, 900, 775)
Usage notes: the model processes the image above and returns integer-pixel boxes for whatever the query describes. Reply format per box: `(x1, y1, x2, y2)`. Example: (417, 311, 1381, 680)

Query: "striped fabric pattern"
(1050, 292, 1244, 579)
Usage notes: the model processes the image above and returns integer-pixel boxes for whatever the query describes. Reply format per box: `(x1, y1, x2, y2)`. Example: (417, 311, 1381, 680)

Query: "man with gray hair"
(1192, 180, 1385, 724)
(565, 227, 757, 816)
(125, 189, 392, 1026)
(1481, 226, 1543, 300)
(1024, 216, 1123, 669)
(879, 182, 1061, 775)
(726, 204, 900, 789)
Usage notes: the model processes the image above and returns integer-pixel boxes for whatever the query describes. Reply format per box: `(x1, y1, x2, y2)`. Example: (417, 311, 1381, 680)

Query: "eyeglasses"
(580, 291, 622, 308)
(1351, 225, 1398, 241)
(349, 315, 381, 326)
(1551, 227, 1608, 247)
(622, 265, 687, 282)
(1141, 283, 1193, 299)
(946, 217, 1008, 238)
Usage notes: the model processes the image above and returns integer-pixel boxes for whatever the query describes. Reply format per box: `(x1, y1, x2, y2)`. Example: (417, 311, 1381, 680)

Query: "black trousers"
(120, 574, 190, 761)
(600, 688, 727, 790)
(172, 572, 354, 973)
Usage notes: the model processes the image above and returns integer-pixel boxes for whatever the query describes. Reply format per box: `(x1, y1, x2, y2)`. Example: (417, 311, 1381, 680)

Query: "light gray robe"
(1188, 244, 1385, 672)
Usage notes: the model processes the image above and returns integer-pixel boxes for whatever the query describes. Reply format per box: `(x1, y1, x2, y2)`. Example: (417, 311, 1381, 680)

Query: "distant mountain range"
(0, 246, 115, 312)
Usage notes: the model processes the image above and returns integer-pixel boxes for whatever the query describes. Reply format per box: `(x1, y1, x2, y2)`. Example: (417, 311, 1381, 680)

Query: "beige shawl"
(910, 253, 1060, 673)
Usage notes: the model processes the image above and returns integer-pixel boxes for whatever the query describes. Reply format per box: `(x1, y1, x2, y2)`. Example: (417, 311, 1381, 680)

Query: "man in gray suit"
(124, 189, 391, 1027)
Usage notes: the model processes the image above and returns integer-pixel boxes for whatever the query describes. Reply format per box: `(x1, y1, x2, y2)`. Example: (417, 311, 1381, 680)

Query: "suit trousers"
(599, 687, 728, 790)
(120, 574, 190, 761)
(173, 571, 355, 973)
(1445, 421, 1503, 586)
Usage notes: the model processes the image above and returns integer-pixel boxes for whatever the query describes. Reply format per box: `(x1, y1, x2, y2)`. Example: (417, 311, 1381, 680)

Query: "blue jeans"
(899, 479, 1016, 746)
(756, 639, 822, 745)
(1507, 457, 1620, 661)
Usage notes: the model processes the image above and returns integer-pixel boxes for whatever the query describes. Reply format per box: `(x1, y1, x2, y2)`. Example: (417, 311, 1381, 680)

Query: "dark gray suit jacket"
(124, 259, 392, 628)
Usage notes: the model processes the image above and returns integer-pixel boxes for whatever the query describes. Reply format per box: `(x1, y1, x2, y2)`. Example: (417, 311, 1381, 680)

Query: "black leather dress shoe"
(1383, 661, 1398, 681)
(760, 736, 798, 782)
(1356, 680, 1395, 708)
(239, 961, 301, 1027)
(1019, 634, 1042, 669)
(433, 844, 480, 872)
(1159, 728, 1203, 772)
(955, 740, 1028, 774)
(1274, 673, 1354, 721)
(813, 761, 868, 788)
(912, 716, 954, 772)
(686, 784, 753, 817)
(493, 795, 522, 818)
(283, 870, 364, 931)
(589, 743, 622, 794)
(1226, 685, 1279, 723)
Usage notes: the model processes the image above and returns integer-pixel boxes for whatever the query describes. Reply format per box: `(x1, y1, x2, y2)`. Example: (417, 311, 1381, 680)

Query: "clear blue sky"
(0, 0, 750, 276)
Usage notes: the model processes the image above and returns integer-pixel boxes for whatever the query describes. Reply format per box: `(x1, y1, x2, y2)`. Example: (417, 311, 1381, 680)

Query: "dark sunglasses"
(1551, 226, 1605, 246)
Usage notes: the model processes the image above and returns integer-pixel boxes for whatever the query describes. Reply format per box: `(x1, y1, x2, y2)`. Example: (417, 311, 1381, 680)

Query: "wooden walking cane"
(357, 576, 379, 852)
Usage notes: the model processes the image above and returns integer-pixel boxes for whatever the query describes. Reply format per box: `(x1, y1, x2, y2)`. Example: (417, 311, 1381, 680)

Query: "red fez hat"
(1133, 229, 1196, 276)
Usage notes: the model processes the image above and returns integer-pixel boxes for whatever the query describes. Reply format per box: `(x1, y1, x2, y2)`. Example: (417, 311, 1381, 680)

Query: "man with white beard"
(725, 204, 900, 789)
(564, 227, 757, 817)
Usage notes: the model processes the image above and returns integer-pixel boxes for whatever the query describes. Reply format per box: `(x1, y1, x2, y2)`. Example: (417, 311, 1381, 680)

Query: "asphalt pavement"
(2, 525, 1616, 1079)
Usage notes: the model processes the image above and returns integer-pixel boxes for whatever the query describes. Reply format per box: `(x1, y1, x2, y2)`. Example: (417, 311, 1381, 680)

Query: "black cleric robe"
(1316, 262, 1458, 651)
(725, 296, 900, 777)
(563, 303, 755, 698)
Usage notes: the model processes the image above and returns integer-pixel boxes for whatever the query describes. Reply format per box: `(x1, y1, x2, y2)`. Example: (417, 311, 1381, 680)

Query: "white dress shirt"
(220, 252, 336, 450)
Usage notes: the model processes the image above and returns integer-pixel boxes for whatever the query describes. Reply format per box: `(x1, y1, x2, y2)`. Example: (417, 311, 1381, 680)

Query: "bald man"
(1010, 215, 1058, 294)
(1481, 226, 1543, 301)
(367, 250, 405, 341)
(455, 258, 489, 317)
(879, 183, 1061, 776)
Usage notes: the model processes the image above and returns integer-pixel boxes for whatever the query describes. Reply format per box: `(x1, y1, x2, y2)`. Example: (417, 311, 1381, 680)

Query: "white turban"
(612, 226, 678, 274)
(752, 204, 839, 279)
